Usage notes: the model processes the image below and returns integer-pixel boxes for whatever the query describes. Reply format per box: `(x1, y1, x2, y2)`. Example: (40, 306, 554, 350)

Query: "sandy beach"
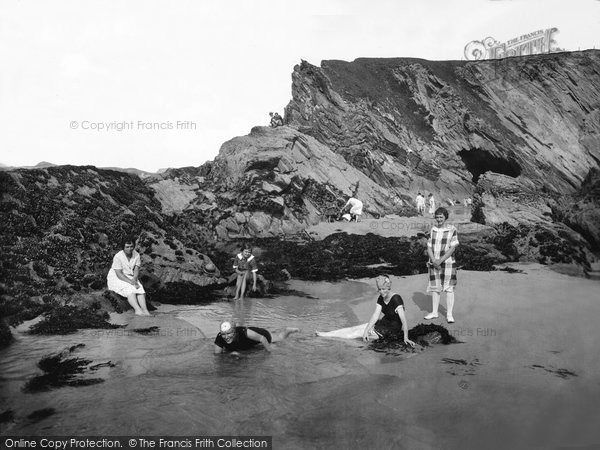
(341, 264, 600, 449)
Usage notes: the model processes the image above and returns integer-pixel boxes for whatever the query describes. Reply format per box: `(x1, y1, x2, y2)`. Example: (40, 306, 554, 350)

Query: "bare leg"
(239, 272, 248, 300)
(270, 327, 300, 342)
(126, 293, 144, 315)
(233, 297, 246, 326)
(137, 294, 151, 316)
(233, 275, 243, 300)
(316, 324, 368, 339)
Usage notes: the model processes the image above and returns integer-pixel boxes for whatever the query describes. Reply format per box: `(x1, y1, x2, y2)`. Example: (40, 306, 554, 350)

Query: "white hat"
(220, 321, 233, 333)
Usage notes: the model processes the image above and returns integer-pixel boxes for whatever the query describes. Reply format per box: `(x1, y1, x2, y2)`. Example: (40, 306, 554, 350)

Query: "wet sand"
(340, 263, 600, 449)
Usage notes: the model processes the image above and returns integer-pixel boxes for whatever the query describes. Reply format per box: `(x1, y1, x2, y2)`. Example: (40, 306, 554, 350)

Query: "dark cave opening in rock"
(458, 148, 522, 183)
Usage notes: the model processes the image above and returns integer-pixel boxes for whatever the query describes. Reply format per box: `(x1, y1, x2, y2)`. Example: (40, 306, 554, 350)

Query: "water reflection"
(0, 279, 397, 443)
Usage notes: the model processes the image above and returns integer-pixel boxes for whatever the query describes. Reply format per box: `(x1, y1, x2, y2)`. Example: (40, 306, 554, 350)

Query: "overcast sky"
(1, 0, 599, 172)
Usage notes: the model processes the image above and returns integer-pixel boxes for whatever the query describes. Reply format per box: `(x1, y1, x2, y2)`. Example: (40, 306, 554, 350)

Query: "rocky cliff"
(284, 51, 600, 217)
(147, 51, 599, 252)
(146, 126, 400, 241)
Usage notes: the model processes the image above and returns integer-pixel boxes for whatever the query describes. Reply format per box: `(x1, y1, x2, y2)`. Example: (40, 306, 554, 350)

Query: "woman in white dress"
(107, 237, 150, 316)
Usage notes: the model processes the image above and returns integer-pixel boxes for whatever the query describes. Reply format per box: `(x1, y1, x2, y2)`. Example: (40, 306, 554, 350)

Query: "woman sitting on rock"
(106, 236, 151, 316)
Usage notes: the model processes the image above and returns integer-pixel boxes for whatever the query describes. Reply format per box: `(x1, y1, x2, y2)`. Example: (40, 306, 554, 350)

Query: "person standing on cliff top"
(424, 207, 459, 323)
(415, 193, 425, 215)
(233, 245, 258, 301)
(106, 236, 151, 316)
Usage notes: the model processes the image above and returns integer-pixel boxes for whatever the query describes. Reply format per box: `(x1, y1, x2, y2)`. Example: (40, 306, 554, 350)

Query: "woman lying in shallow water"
(214, 321, 299, 354)
(317, 275, 415, 347)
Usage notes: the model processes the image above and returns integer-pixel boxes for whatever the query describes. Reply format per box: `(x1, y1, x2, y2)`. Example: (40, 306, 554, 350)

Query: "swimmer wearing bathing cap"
(214, 321, 299, 354)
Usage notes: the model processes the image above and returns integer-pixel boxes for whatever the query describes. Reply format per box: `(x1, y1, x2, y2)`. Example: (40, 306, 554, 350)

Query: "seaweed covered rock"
(231, 232, 509, 282)
(29, 305, 121, 335)
(22, 344, 112, 393)
(254, 233, 429, 281)
(0, 409, 15, 424)
(0, 318, 13, 348)
(369, 323, 460, 353)
(551, 168, 600, 251)
(408, 323, 461, 345)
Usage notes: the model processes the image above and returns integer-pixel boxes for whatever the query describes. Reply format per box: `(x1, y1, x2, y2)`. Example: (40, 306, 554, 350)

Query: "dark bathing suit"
(373, 294, 404, 339)
(214, 326, 272, 352)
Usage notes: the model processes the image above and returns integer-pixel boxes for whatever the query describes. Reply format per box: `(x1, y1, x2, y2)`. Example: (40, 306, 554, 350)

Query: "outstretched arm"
(363, 304, 382, 341)
(396, 306, 415, 347)
(214, 344, 224, 354)
(246, 329, 272, 352)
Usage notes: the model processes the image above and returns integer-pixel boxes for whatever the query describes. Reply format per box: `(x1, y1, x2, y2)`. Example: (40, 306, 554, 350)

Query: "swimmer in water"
(214, 321, 299, 354)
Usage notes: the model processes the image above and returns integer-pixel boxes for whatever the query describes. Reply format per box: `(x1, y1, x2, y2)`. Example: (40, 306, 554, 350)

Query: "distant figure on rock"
(415, 193, 425, 216)
(427, 193, 436, 216)
(269, 112, 283, 128)
(341, 197, 363, 222)
(233, 245, 258, 300)
(106, 237, 150, 316)
(214, 321, 299, 354)
(424, 207, 459, 324)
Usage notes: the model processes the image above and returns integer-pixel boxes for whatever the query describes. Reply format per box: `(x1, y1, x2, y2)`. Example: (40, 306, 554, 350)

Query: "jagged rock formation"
(551, 168, 600, 249)
(147, 126, 395, 240)
(284, 51, 600, 206)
